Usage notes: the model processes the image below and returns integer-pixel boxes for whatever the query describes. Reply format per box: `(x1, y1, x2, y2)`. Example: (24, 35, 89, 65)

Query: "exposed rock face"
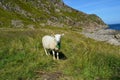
(11, 20, 24, 28)
(114, 33, 120, 40)
(0, 0, 107, 30)
(82, 29, 120, 46)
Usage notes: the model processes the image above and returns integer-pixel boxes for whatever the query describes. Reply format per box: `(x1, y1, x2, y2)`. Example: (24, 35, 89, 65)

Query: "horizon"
(108, 23, 120, 25)
(63, 0, 120, 24)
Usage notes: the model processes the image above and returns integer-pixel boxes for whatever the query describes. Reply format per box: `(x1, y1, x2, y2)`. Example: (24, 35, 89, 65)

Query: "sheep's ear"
(51, 32, 55, 36)
(61, 33, 64, 36)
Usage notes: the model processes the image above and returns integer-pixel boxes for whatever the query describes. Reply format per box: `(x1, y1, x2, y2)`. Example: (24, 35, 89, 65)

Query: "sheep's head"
(54, 34, 64, 42)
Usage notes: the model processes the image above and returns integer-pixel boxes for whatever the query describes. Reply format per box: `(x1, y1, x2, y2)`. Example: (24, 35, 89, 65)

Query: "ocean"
(108, 24, 120, 30)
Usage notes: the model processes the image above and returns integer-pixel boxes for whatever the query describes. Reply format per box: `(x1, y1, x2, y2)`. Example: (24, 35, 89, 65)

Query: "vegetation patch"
(0, 27, 120, 80)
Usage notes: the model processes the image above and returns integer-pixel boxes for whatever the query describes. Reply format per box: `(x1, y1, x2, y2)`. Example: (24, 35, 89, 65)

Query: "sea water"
(108, 24, 120, 30)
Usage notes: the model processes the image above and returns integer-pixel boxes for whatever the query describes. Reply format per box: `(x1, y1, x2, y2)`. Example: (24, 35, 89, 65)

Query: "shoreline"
(82, 29, 120, 46)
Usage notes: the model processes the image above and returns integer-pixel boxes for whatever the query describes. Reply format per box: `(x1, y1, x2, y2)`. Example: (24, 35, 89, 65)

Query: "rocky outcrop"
(114, 33, 120, 40)
(11, 20, 24, 28)
(82, 29, 120, 46)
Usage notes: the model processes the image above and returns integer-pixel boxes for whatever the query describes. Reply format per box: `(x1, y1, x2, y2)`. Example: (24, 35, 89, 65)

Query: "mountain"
(0, 0, 107, 31)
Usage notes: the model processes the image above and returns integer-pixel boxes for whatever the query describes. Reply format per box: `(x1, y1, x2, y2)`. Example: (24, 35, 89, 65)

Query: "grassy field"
(0, 27, 120, 80)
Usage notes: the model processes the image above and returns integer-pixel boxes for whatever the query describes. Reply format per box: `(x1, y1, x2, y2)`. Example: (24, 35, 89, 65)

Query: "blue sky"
(63, 0, 120, 24)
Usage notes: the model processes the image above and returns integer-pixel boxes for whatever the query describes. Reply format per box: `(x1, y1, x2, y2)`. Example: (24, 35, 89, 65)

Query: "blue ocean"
(108, 24, 120, 30)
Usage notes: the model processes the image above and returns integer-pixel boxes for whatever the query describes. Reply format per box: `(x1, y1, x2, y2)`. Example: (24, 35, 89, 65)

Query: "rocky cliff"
(0, 0, 107, 30)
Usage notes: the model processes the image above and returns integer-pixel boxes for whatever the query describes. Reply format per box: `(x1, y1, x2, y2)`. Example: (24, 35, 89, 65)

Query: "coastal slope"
(0, 0, 107, 31)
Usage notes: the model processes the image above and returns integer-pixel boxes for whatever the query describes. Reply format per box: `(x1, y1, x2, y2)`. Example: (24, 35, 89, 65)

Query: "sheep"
(42, 34, 64, 60)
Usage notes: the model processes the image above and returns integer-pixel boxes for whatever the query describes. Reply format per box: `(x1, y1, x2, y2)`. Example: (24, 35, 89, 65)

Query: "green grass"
(0, 27, 120, 80)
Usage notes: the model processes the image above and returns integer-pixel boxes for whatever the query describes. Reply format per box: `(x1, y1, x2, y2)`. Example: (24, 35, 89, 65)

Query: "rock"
(31, 18, 36, 22)
(82, 29, 120, 46)
(11, 20, 24, 28)
(94, 29, 116, 35)
(114, 34, 120, 39)
(40, 23, 46, 27)
(26, 25, 35, 30)
(55, 9, 60, 12)
(108, 39, 120, 46)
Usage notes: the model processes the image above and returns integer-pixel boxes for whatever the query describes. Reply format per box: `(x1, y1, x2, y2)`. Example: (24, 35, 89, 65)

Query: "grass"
(0, 26, 120, 80)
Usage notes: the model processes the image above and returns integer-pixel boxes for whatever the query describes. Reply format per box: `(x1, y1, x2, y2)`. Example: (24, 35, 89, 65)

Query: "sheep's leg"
(44, 48, 49, 56)
(52, 50, 56, 60)
(57, 52, 59, 60)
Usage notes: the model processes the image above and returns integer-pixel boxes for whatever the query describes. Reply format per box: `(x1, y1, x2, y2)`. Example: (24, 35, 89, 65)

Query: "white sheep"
(42, 34, 64, 60)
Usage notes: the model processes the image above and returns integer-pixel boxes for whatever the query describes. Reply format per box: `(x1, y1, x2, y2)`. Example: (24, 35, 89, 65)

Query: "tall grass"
(0, 27, 120, 80)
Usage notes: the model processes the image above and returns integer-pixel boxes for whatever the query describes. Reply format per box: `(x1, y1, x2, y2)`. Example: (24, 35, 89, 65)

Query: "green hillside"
(0, 27, 120, 80)
(0, 0, 107, 30)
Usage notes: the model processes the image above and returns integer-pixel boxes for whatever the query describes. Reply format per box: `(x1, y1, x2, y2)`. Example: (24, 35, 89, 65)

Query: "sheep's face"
(54, 34, 64, 42)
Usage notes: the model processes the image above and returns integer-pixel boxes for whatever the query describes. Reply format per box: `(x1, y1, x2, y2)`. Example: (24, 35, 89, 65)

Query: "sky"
(63, 0, 120, 24)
